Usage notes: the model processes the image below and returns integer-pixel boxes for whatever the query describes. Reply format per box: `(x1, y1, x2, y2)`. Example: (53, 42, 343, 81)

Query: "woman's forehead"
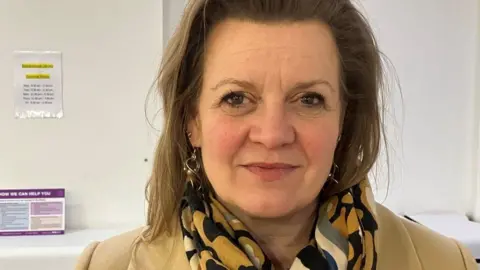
(205, 19, 337, 61)
(202, 20, 340, 89)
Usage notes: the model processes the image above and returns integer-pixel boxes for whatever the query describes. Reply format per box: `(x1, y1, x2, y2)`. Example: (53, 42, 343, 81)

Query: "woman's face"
(189, 19, 342, 219)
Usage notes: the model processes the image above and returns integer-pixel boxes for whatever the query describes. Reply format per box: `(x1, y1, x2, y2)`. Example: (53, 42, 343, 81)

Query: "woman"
(76, 0, 477, 269)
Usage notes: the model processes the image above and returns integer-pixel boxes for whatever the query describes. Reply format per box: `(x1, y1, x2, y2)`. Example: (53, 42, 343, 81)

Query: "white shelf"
(0, 228, 133, 270)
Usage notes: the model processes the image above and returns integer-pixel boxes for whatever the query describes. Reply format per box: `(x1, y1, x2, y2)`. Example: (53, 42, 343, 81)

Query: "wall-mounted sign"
(13, 51, 63, 119)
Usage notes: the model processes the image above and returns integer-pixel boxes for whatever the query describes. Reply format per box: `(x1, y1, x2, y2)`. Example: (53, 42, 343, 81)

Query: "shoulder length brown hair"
(145, 0, 386, 241)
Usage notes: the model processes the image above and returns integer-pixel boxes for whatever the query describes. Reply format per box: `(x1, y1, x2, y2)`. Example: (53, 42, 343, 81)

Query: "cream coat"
(75, 204, 477, 270)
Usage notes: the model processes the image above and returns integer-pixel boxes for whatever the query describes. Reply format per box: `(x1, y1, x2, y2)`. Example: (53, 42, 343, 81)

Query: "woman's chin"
(214, 183, 320, 220)
(232, 195, 302, 219)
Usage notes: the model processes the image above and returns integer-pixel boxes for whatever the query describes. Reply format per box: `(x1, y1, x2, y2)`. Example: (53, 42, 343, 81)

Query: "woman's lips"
(242, 163, 298, 182)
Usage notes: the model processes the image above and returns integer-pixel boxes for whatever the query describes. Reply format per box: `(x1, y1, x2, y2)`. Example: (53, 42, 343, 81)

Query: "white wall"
(0, 0, 478, 230)
(0, 0, 163, 229)
(360, 0, 479, 218)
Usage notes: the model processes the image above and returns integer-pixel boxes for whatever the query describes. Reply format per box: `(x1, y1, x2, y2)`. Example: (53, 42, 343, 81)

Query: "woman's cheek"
(202, 114, 246, 161)
(301, 122, 339, 164)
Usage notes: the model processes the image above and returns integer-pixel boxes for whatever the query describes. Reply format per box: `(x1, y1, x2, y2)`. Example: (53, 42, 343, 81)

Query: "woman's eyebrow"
(291, 79, 335, 93)
(210, 78, 256, 91)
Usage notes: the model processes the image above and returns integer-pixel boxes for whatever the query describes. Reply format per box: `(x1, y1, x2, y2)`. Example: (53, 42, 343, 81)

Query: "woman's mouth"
(242, 163, 299, 182)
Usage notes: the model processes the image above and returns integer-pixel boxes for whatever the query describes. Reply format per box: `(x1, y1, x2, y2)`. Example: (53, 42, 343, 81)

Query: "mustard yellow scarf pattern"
(180, 179, 378, 269)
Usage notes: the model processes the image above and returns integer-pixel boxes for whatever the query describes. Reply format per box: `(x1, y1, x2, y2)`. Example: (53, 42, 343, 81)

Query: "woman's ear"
(187, 116, 202, 147)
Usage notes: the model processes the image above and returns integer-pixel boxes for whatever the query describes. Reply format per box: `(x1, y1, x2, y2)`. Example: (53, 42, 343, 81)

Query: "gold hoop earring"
(184, 148, 200, 186)
(328, 163, 339, 184)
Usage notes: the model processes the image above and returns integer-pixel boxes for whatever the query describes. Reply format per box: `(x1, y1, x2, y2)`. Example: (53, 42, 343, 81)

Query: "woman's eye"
(300, 93, 324, 106)
(221, 91, 248, 107)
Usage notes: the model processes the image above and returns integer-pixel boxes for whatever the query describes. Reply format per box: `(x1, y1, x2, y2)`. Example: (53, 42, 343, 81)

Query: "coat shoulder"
(376, 203, 477, 269)
(75, 227, 144, 270)
(75, 226, 190, 270)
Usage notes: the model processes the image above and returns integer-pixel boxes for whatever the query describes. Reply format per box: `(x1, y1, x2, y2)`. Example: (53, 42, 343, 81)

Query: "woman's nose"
(248, 103, 295, 149)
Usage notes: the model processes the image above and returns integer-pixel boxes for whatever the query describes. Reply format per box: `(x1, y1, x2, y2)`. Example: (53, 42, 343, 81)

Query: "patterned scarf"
(180, 179, 378, 270)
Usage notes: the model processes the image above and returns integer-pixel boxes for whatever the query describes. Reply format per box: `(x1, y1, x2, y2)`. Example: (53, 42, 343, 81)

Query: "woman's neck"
(223, 201, 318, 269)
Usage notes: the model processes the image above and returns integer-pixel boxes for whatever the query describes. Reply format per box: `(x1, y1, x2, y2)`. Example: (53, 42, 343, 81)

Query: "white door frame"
(472, 2, 480, 221)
